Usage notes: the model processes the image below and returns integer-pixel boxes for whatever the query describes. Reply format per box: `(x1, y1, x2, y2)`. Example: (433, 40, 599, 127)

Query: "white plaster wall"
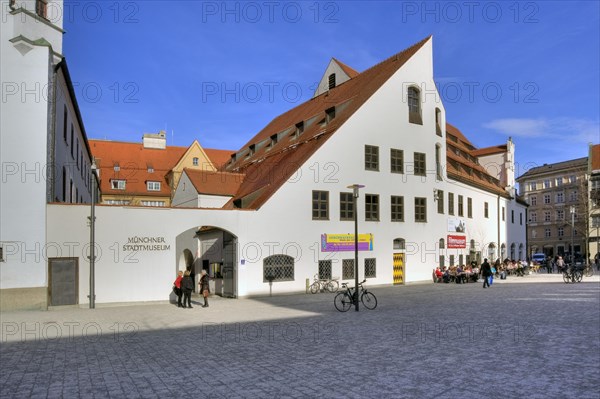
(198, 194, 230, 208)
(1, 4, 52, 289)
(171, 172, 198, 207)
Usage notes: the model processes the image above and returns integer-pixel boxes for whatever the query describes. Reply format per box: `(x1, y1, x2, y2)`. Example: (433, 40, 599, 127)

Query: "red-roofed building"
(89, 132, 232, 207)
(589, 144, 600, 260)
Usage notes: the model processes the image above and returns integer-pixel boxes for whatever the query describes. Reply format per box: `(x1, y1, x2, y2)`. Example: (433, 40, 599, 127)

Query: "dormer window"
(147, 165, 154, 173)
(293, 122, 304, 139)
(147, 181, 161, 191)
(268, 133, 278, 149)
(111, 179, 126, 190)
(325, 107, 335, 124)
(328, 73, 336, 90)
(114, 163, 120, 172)
(247, 144, 255, 158)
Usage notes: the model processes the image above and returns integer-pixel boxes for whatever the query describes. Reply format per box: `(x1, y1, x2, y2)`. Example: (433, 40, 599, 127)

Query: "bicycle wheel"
(562, 272, 571, 284)
(310, 282, 320, 294)
(574, 270, 583, 283)
(334, 292, 352, 312)
(585, 266, 594, 277)
(361, 291, 377, 310)
(326, 280, 339, 293)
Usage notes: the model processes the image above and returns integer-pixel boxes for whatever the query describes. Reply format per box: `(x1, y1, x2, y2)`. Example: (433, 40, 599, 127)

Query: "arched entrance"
(175, 225, 238, 298)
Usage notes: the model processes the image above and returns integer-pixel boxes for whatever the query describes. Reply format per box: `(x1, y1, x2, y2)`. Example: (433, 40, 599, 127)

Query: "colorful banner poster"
(321, 233, 373, 252)
(447, 217, 466, 233)
(447, 235, 467, 249)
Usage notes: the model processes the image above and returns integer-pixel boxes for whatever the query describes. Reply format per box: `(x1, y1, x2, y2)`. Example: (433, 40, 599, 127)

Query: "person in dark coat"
(181, 270, 194, 308)
(174, 270, 184, 308)
(199, 269, 210, 308)
(481, 258, 492, 288)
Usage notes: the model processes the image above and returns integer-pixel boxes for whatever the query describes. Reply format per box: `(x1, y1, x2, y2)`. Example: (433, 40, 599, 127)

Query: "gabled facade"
(89, 134, 231, 207)
(588, 144, 600, 261)
(172, 169, 244, 208)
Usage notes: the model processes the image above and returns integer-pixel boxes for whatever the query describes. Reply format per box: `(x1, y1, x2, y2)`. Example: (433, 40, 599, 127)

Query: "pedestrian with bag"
(173, 270, 184, 308)
(481, 258, 492, 288)
(199, 269, 210, 308)
(181, 270, 194, 308)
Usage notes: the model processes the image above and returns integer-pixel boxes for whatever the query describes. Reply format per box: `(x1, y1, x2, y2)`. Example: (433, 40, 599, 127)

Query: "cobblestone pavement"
(1, 273, 599, 398)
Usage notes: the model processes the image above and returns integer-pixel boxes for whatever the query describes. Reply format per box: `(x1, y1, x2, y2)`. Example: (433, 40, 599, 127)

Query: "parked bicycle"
(334, 279, 377, 312)
(563, 265, 583, 284)
(583, 262, 594, 277)
(309, 274, 339, 294)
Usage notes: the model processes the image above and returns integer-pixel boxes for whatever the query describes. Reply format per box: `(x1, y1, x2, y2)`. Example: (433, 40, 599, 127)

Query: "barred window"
(391, 149, 404, 173)
(365, 145, 379, 171)
(318, 260, 332, 280)
(312, 190, 329, 220)
(342, 259, 355, 280)
(340, 192, 354, 221)
(263, 255, 295, 282)
(391, 195, 404, 222)
(364, 258, 376, 278)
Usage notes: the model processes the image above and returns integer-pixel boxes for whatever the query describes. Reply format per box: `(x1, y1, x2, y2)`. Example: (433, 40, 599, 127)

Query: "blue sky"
(63, 1, 600, 177)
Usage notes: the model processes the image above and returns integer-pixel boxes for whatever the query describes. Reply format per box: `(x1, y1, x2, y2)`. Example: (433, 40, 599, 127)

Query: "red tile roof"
(90, 140, 187, 197)
(222, 36, 433, 209)
(184, 168, 244, 196)
(205, 148, 234, 169)
(471, 145, 508, 157)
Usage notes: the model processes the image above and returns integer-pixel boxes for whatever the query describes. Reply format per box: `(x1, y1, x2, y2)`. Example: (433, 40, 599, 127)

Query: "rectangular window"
(528, 182, 537, 191)
(141, 201, 165, 207)
(365, 145, 379, 171)
(520, 212, 523, 225)
(76, 139, 80, 169)
(556, 192, 564, 203)
(340, 192, 354, 221)
(111, 180, 126, 190)
(544, 211, 551, 222)
(390, 149, 403, 174)
(70, 125, 74, 157)
(484, 202, 489, 218)
(365, 194, 379, 221)
(557, 209, 564, 221)
(0, 244, 4, 262)
(530, 212, 537, 222)
(63, 105, 68, 142)
(414, 152, 426, 176)
(36, 0, 48, 18)
(147, 181, 161, 191)
(530, 196, 537, 206)
(591, 215, 600, 228)
(192, 157, 199, 166)
(467, 197, 472, 218)
(312, 191, 329, 220)
(391, 195, 404, 222)
(570, 191, 577, 202)
(458, 195, 464, 217)
(342, 259, 354, 280)
(544, 228, 551, 238)
(502, 206, 505, 221)
(558, 227, 564, 237)
(364, 258, 376, 278)
(448, 193, 454, 215)
(325, 107, 335, 123)
(544, 194, 551, 204)
(415, 197, 427, 222)
(544, 179, 551, 189)
(511, 210, 515, 223)
(294, 121, 304, 138)
(437, 190, 444, 214)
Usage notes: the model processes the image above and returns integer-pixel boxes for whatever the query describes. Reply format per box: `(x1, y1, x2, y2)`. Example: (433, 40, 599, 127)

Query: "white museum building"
(0, 1, 527, 310)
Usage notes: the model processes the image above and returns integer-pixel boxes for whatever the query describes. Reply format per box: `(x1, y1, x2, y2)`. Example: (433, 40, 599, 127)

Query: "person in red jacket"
(173, 270, 183, 308)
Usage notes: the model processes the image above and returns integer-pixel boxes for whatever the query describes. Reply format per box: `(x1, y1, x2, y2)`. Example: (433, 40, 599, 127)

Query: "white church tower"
(1, 1, 94, 310)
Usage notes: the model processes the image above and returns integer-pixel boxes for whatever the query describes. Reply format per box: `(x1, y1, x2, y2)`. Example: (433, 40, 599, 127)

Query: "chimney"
(142, 130, 167, 149)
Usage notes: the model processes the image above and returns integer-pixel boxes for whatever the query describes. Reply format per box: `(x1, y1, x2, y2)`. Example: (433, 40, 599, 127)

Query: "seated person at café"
(434, 267, 443, 282)
(442, 267, 451, 283)
(455, 265, 465, 283)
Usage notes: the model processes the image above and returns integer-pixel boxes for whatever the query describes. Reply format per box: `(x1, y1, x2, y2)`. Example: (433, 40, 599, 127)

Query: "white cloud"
(483, 117, 599, 143)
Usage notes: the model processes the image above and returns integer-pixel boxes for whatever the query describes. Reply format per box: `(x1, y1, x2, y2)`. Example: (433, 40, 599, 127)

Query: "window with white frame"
(570, 191, 578, 202)
(530, 196, 537, 205)
(147, 181, 161, 191)
(111, 180, 126, 190)
(193, 157, 199, 166)
(544, 194, 551, 204)
(544, 211, 551, 222)
(544, 179, 551, 189)
(530, 212, 537, 222)
(545, 228, 551, 238)
(556, 209, 564, 221)
(141, 201, 165, 207)
(556, 192, 564, 203)
(528, 182, 537, 191)
(558, 227, 564, 237)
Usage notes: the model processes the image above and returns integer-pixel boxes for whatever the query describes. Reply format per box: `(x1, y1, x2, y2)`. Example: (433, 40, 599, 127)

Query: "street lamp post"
(347, 184, 364, 312)
(570, 205, 575, 265)
(89, 160, 98, 309)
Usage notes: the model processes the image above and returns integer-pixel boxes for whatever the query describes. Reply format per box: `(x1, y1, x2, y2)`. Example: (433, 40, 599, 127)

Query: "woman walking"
(199, 269, 210, 308)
